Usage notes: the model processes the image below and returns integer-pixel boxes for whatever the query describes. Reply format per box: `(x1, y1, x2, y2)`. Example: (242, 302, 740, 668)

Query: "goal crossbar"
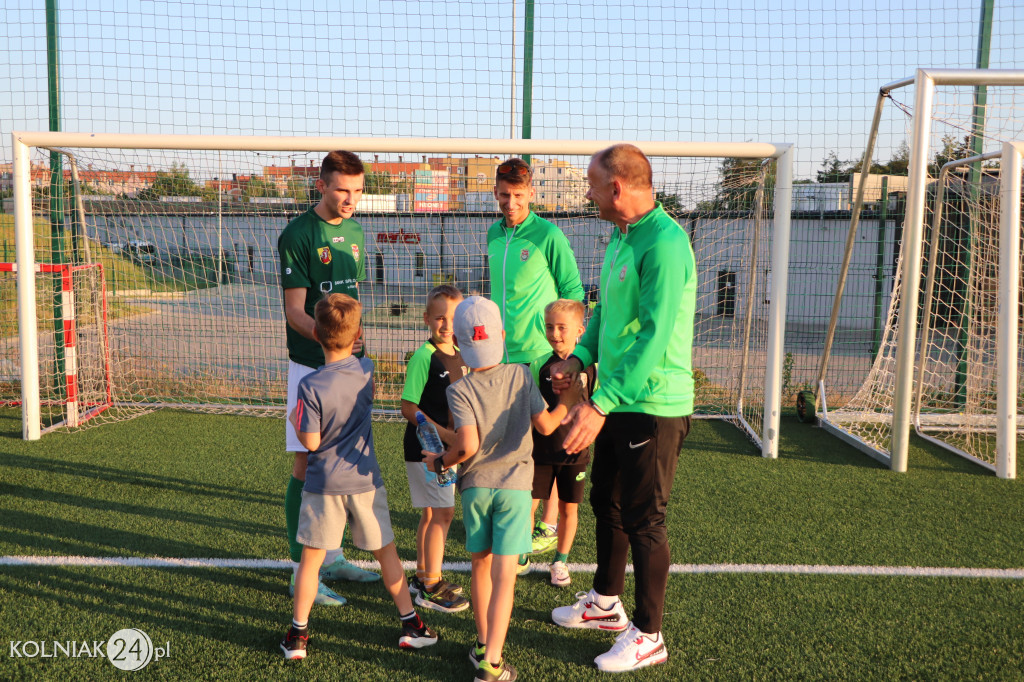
(13, 133, 793, 458)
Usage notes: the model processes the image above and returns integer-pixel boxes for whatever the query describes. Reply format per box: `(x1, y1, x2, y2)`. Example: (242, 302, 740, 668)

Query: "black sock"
(399, 611, 421, 628)
(291, 619, 308, 634)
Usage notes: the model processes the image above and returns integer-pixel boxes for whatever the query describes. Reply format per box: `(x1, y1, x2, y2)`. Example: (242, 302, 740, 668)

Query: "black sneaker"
(469, 642, 486, 668)
(398, 618, 439, 649)
(280, 627, 308, 661)
(475, 658, 517, 681)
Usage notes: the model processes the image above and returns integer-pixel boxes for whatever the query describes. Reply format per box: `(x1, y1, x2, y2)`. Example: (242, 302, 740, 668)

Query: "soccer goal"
(12, 133, 793, 457)
(815, 69, 1024, 477)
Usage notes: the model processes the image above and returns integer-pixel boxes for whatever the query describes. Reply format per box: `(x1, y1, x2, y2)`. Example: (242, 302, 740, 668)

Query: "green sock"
(285, 475, 304, 563)
(554, 551, 568, 563)
(518, 553, 530, 566)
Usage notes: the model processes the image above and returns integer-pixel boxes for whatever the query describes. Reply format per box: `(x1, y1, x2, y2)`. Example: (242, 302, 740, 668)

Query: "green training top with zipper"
(278, 209, 366, 369)
(487, 211, 584, 364)
(572, 203, 696, 417)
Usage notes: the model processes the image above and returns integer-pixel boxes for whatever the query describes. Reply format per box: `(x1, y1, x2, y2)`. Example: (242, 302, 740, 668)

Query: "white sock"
(324, 548, 344, 565)
(591, 590, 618, 610)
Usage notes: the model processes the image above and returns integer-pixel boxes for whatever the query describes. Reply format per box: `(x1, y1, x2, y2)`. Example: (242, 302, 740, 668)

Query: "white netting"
(823, 80, 1024, 466)
(913, 158, 1023, 469)
(12, 143, 781, 447)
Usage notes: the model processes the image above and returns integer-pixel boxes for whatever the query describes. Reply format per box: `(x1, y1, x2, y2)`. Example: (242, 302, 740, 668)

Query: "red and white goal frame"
(3, 261, 113, 433)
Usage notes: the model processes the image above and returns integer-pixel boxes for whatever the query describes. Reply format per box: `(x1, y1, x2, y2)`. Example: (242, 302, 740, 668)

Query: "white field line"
(2, 556, 1023, 580)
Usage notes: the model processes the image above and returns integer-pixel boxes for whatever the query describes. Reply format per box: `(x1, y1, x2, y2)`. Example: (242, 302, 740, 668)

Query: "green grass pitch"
(1, 408, 1022, 680)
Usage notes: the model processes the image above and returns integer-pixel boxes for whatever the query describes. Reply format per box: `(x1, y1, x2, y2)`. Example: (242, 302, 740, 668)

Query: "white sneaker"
(550, 560, 571, 587)
(594, 622, 668, 673)
(551, 590, 628, 631)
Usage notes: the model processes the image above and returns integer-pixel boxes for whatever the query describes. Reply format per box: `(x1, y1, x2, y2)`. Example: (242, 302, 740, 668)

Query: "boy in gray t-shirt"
(422, 296, 580, 681)
(280, 293, 438, 661)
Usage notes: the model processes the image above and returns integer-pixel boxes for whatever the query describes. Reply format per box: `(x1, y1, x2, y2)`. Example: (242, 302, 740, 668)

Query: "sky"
(2, 0, 1024, 180)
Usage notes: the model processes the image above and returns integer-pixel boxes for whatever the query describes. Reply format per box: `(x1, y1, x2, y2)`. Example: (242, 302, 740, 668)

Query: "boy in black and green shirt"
(400, 284, 470, 614)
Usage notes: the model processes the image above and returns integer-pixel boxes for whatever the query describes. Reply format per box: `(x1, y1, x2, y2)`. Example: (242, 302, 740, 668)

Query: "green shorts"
(461, 487, 532, 556)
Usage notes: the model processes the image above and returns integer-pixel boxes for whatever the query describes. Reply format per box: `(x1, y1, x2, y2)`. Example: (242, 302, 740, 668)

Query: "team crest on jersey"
(619, 265, 627, 281)
(351, 244, 360, 261)
(318, 247, 332, 265)
(520, 248, 529, 261)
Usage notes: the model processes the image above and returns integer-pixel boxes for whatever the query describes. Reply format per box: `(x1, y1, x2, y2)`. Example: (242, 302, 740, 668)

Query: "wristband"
(434, 455, 445, 474)
(589, 399, 607, 417)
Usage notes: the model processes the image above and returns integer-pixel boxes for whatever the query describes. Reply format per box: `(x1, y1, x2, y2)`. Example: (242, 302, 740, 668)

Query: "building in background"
(531, 158, 587, 212)
(428, 156, 468, 210)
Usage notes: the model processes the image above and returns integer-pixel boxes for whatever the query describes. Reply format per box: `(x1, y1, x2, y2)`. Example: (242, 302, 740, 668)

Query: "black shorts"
(531, 462, 588, 504)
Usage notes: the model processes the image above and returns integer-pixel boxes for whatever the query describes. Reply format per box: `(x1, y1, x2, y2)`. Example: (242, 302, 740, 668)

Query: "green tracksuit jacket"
(573, 203, 696, 416)
(487, 212, 584, 363)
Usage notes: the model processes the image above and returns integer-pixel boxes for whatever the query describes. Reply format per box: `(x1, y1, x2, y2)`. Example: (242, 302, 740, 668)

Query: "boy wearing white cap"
(422, 296, 580, 682)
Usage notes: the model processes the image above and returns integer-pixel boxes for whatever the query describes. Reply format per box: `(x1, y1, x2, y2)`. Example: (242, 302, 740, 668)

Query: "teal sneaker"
(320, 557, 381, 582)
(289, 574, 347, 606)
(516, 554, 531, 575)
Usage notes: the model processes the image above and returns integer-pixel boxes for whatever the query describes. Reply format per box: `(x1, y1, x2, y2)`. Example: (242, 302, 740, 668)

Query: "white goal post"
(816, 69, 1024, 476)
(13, 132, 793, 458)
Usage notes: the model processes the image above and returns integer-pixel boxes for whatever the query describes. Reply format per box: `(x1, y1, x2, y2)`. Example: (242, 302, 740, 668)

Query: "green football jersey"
(278, 209, 366, 368)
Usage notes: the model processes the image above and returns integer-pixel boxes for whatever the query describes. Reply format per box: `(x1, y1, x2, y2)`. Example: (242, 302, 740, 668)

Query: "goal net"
(818, 70, 1024, 476)
(1, 262, 112, 429)
(11, 134, 792, 456)
(912, 145, 1023, 476)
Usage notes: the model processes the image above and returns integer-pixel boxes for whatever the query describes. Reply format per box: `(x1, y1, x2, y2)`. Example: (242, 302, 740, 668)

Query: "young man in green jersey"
(277, 150, 380, 606)
(549, 144, 695, 673)
(488, 158, 585, 570)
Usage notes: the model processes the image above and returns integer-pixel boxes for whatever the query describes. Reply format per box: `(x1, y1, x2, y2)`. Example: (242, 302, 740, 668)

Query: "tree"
(715, 157, 774, 212)
(285, 176, 313, 202)
(364, 170, 392, 195)
(242, 176, 280, 199)
(817, 151, 854, 183)
(929, 134, 972, 176)
(879, 140, 910, 175)
(137, 163, 203, 200)
(655, 191, 683, 216)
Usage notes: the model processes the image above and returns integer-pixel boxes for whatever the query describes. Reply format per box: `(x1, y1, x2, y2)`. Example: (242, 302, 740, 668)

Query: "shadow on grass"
(906, 434, 996, 477)
(0, 450, 279, 506)
(0, 505, 275, 557)
(777, 416, 888, 469)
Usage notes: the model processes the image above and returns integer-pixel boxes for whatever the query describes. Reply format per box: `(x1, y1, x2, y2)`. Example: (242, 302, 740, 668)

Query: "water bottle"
(415, 412, 456, 487)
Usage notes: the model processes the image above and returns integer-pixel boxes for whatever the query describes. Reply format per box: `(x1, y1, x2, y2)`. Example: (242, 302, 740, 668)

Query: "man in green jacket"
(487, 157, 585, 567)
(488, 158, 584, 364)
(549, 144, 695, 674)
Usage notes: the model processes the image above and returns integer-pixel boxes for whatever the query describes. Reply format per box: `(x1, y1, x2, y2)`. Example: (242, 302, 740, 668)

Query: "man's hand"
(550, 356, 583, 394)
(561, 401, 605, 454)
(352, 336, 364, 355)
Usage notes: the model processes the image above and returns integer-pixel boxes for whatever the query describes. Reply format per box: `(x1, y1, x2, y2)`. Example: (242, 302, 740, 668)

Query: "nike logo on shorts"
(628, 439, 651, 450)
(439, 371, 450, 378)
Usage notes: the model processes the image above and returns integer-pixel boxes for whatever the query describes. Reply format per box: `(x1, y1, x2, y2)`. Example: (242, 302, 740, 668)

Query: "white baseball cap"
(453, 296, 504, 368)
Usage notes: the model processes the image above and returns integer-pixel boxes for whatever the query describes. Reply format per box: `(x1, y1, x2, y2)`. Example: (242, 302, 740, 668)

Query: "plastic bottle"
(415, 412, 456, 487)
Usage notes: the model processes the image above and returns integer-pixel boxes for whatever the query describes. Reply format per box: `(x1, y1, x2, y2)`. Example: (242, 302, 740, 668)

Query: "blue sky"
(3, 0, 1023, 179)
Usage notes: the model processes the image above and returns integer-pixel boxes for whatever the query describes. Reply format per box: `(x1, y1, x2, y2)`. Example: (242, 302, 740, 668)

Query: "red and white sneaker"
(551, 590, 628, 631)
(594, 622, 668, 673)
